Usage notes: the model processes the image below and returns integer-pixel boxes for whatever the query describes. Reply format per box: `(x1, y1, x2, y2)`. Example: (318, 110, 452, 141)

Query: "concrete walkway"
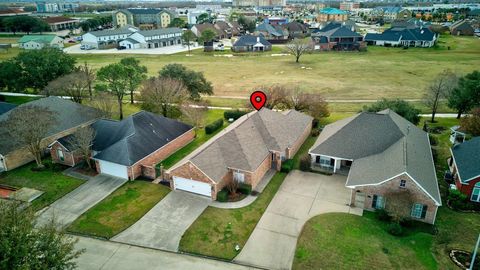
(75, 236, 258, 270)
(210, 170, 276, 209)
(112, 191, 210, 252)
(235, 171, 363, 270)
(36, 174, 128, 228)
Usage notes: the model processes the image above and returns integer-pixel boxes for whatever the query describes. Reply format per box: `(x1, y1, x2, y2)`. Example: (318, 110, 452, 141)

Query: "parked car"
(80, 44, 93, 50)
(215, 43, 224, 51)
(68, 40, 76, 43)
(117, 46, 126, 50)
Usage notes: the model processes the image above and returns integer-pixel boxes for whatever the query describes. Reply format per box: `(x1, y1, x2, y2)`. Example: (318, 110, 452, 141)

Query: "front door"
(354, 192, 365, 208)
(271, 152, 276, 170)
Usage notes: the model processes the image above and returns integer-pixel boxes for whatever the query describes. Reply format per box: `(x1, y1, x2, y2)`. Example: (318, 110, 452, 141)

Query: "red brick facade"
(49, 141, 83, 167)
(450, 157, 480, 201)
(350, 173, 439, 224)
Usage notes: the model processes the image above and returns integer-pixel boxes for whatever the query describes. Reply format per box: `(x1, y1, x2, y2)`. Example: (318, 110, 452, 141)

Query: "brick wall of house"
(249, 155, 272, 188)
(351, 173, 439, 224)
(167, 161, 215, 197)
(141, 165, 156, 179)
(126, 129, 195, 180)
(50, 142, 83, 167)
(456, 176, 480, 200)
(4, 120, 96, 171)
(287, 121, 312, 159)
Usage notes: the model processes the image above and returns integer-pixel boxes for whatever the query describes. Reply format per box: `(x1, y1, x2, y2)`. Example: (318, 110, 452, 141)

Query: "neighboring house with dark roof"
(450, 20, 475, 36)
(18, 34, 64, 50)
(0, 97, 101, 172)
(43, 16, 80, 32)
(113, 8, 174, 29)
(191, 23, 226, 40)
(282, 21, 309, 38)
(309, 110, 441, 224)
(0, 102, 16, 115)
(365, 26, 437, 47)
(214, 21, 241, 38)
(232, 35, 272, 52)
(81, 26, 139, 49)
(311, 22, 365, 51)
(449, 137, 480, 202)
(370, 7, 412, 22)
(255, 22, 289, 42)
(49, 111, 194, 180)
(118, 28, 182, 49)
(166, 109, 312, 199)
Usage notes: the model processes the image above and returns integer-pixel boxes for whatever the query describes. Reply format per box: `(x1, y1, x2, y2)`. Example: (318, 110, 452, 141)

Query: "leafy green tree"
(97, 63, 130, 119)
(182, 30, 196, 54)
(3, 16, 49, 34)
(196, 13, 213, 24)
(2, 48, 76, 93)
(0, 60, 24, 92)
(447, 70, 480, 119)
(237, 15, 256, 33)
(0, 200, 83, 270)
(120, 57, 148, 104)
(199, 29, 216, 44)
(363, 98, 421, 125)
(169, 18, 187, 28)
(159, 63, 213, 99)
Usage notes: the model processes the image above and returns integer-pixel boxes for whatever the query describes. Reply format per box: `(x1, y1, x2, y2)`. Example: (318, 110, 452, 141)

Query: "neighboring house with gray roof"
(449, 137, 480, 203)
(232, 35, 272, 52)
(81, 26, 139, 49)
(0, 97, 101, 172)
(49, 111, 194, 180)
(255, 22, 289, 41)
(119, 28, 182, 49)
(309, 109, 441, 224)
(166, 108, 313, 199)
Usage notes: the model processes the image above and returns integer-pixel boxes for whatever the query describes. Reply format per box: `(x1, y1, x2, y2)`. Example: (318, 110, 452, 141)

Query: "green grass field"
(66, 35, 480, 101)
(0, 162, 84, 211)
(67, 181, 170, 238)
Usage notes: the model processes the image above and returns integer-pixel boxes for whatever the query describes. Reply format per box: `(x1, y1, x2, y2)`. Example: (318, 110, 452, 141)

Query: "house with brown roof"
(43, 16, 80, 32)
(191, 23, 226, 40)
(165, 109, 313, 200)
(309, 110, 441, 224)
(449, 20, 475, 36)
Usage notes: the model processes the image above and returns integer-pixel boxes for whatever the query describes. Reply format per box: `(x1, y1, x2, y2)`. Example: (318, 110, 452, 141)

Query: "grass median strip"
(179, 172, 287, 260)
(67, 181, 170, 239)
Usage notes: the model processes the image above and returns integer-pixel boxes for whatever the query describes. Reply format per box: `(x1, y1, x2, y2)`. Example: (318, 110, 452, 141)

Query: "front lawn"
(293, 213, 437, 270)
(179, 172, 287, 259)
(67, 181, 170, 239)
(0, 162, 84, 211)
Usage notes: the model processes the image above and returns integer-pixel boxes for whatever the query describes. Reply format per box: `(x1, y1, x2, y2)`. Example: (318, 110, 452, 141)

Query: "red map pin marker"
(250, 91, 267, 111)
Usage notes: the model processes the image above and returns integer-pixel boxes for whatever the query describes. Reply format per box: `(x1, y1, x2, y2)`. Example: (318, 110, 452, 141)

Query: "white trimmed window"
(471, 182, 480, 202)
(411, 203, 427, 219)
(233, 171, 244, 183)
(56, 148, 64, 161)
(400, 179, 406, 188)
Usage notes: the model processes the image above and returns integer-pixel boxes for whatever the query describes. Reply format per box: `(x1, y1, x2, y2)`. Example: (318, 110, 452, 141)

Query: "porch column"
(333, 159, 337, 173)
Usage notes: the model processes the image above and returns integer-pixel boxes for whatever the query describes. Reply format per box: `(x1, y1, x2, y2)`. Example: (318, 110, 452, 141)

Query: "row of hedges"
(281, 159, 294, 173)
(224, 110, 247, 121)
(448, 189, 480, 211)
(205, 119, 223, 134)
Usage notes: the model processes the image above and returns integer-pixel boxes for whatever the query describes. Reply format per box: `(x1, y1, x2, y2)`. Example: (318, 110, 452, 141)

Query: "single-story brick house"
(50, 111, 194, 180)
(449, 137, 480, 202)
(165, 109, 313, 200)
(309, 109, 441, 224)
(0, 97, 100, 172)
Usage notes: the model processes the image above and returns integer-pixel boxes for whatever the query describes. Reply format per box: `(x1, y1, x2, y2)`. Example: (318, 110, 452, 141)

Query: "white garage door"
(98, 160, 128, 179)
(173, 177, 211, 197)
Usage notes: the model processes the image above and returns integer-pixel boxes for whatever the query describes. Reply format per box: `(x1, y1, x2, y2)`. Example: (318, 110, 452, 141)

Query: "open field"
(69, 35, 480, 100)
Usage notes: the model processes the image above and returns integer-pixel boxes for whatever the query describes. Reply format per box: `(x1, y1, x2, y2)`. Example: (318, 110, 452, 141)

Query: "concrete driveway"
(36, 174, 128, 228)
(112, 191, 210, 252)
(235, 170, 363, 270)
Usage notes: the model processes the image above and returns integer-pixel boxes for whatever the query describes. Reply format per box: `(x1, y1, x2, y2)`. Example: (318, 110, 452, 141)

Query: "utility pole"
(470, 234, 480, 270)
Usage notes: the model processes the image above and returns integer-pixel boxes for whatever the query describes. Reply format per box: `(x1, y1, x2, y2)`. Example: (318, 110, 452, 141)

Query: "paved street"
(235, 171, 363, 270)
(112, 191, 210, 252)
(75, 236, 257, 270)
(36, 174, 127, 228)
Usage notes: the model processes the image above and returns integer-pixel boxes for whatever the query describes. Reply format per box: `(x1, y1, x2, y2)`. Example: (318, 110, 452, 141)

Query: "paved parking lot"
(235, 170, 363, 270)
(64, 44, 202, 55)
(112, 191, 210, 252)
(36, 174, 127, 228)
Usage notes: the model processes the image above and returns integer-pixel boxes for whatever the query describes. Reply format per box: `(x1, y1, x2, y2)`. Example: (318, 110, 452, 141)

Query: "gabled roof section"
(451, 137, 480, 182)
(256, 22, 283, 37)
(320, 8, 348, 15)
(311, 109, 441, 205)
(233, 35, 271, 47)
(137, 28, 182, 37)
(18, 34, 58, 43)
(92, 111, 193, 166)
(168, 109, 312, 183)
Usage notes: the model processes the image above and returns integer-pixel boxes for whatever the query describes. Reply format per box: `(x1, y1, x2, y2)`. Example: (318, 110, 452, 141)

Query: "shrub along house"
(309, 110, 441, 224)
(50, 111, 194, 180)
(449, 137, 480, 202)
(165, 109, 312, 200)
(0, 97, 100, 172)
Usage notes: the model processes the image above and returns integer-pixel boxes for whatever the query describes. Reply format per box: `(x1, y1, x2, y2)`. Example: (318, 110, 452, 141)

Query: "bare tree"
(260, 84, 289, 109)
(283, 38, 312, 63)
(90, 91, 116, 118)
(181, 101, 208, 130)
(284, 87, 330, 119)
(140, 77, 189, 118)
(384, 190, 415, 223)
(67, 126, 96, 169)
(44, 72, 89, 103)
(424, 69, 458, 123)
(79, 62, 96, 100)
(5, 105, 58, 168)
(226, 178, 240, 197)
